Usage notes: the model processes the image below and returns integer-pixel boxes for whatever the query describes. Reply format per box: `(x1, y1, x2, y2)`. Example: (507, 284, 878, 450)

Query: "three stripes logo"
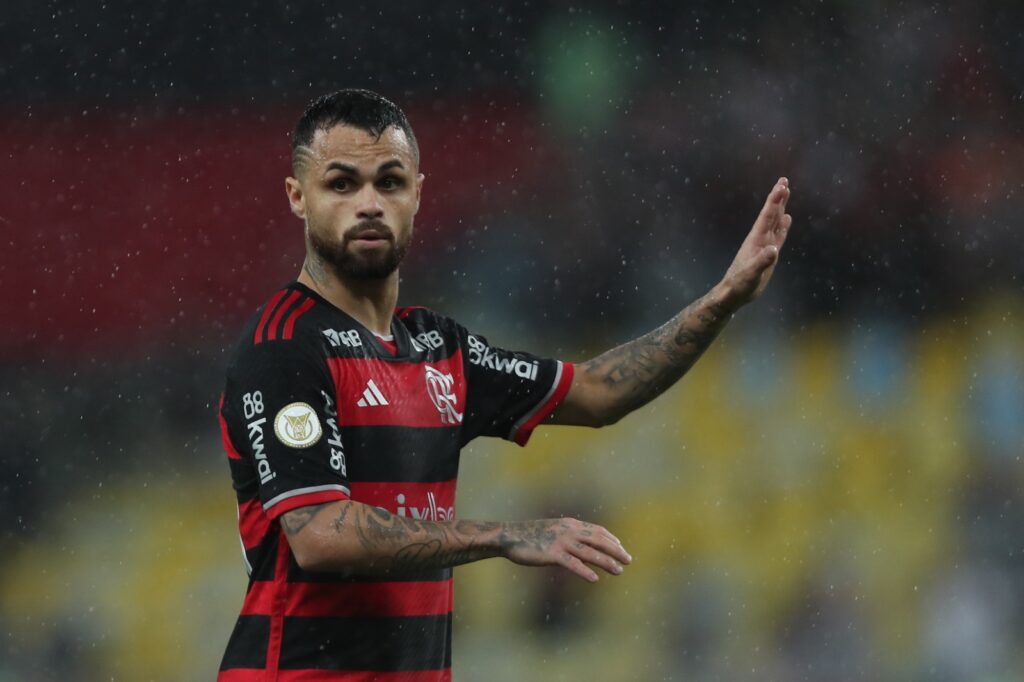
(356, 379, 389, 408)
(254, 289, 315, 344)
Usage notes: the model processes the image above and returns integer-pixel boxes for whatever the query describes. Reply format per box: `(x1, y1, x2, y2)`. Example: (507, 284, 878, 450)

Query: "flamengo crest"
(424, 366, 463, 425)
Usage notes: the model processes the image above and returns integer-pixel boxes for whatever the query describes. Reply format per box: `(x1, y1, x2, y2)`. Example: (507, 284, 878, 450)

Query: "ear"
(285, 177, 305, 219)
(414, 173, 425, 214)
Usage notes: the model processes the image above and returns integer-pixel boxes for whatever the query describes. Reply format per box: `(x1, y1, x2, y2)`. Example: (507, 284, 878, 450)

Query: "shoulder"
(396, 305, 467, 337)
(396, 305, 468, 347)
(227, 286, 330, 376)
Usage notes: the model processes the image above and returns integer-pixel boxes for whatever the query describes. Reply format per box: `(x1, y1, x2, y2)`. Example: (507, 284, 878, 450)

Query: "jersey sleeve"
(221, 337, 350, 520)
(459, 326, 574, 446)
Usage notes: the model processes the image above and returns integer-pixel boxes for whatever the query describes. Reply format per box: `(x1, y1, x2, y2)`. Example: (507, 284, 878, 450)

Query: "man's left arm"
(550, 177, 793, 428)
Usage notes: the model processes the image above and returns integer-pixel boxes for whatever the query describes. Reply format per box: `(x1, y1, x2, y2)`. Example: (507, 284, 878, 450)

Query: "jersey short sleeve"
(459, 327, 574, 446)
(221, 337, 350, 519)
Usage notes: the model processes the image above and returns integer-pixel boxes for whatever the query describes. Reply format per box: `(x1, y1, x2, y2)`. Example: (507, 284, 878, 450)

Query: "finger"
(582, 522, 618, 544)
(768, 181, 788, 206)
(580, 532, 633, 566)
(772, 214, 793, 247)
(560, 552, 599, 582)
(569, 542, 624, 576)
(760, 185, 783, 214)
(752, 245, 779, 271)
(575, 521, 620, 546)
(755, 184, 786, 234)
(574, 522, 630, 558)
(573, 520, 632, 564)
(772, 188, 790, 235)
(598, 528, 629, 555)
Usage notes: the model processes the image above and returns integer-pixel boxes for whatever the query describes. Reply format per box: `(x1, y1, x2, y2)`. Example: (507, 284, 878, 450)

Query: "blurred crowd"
(2, 1, 1022, 680)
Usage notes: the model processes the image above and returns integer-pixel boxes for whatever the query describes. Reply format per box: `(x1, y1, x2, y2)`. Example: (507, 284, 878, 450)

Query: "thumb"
(752, 245, 779, 271)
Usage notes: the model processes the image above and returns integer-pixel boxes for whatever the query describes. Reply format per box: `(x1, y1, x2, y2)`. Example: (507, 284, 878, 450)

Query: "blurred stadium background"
(3, 1, 1023, 680)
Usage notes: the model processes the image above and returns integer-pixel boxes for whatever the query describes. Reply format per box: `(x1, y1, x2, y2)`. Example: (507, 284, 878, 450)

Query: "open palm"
(721, 177, 793, 304)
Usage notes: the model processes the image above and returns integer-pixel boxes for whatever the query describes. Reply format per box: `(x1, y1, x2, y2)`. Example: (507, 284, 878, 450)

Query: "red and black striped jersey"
(217, 281, 573, 681)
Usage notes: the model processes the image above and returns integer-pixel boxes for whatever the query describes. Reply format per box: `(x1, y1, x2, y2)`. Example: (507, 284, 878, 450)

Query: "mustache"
(344, 220, 394, 242)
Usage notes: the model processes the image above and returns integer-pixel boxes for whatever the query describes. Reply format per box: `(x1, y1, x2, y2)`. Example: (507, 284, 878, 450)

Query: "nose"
(355, 185, 384, 221)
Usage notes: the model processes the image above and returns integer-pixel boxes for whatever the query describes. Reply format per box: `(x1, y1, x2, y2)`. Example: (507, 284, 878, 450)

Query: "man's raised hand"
(719, 177, 793, 308)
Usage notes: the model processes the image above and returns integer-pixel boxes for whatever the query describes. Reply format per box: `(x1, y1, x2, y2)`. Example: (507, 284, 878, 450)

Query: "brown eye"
(330, 178, 352, 191)
(378, 176, 403, 190)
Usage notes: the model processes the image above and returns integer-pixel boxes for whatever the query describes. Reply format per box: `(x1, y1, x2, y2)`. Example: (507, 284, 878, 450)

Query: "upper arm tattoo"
(281, 502, 332, 537)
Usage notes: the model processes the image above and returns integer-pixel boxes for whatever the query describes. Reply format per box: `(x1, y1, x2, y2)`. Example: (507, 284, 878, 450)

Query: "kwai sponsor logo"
(241, 391, 276, 484)
(466, 335, 539, 380)
(320, 390, 347, 476)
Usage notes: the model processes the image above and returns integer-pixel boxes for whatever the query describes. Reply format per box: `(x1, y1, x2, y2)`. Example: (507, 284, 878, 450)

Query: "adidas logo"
(356, 379, 389, 408)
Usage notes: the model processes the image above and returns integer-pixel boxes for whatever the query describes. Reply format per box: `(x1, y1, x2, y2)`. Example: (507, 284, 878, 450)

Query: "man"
(217, 89, 792, 680)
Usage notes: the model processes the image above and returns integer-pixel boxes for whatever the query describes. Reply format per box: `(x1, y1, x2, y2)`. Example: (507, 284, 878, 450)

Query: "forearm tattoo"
(282, 502, 509, 575)
(280, 501, 581, 569)
(353, 507, 502, 574)
(581, 293, 732, 417)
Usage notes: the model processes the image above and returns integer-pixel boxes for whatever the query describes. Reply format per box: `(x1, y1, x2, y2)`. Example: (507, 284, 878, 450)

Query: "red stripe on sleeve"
(219, 394, 243, 461)
(263, 488, 350, 520)
(254, 289, 288, 345)
(266, 290, 302, 342)
(222, 666, 450, 682)
(238, 497, 272, 550)
(282, 297, 315, 340)
(513, 362, 574, 446)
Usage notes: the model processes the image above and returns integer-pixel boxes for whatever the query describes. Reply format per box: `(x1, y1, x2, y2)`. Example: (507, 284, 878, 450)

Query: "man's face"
(286, 124, 423, 281)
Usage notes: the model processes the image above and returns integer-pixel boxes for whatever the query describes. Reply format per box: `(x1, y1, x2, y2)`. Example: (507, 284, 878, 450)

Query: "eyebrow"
(324, 159, 406, 175)
(325, 162, 358, 175)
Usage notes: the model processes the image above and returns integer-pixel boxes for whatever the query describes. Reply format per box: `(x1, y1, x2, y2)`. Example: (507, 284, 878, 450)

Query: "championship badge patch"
(273, 402, 323, 448)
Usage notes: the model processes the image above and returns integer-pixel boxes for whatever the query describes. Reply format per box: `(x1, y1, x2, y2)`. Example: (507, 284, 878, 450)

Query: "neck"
(298, 261, 398, 336)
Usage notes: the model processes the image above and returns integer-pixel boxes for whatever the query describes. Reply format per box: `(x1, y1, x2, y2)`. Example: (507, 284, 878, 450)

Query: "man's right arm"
(281, 501, 632, 583)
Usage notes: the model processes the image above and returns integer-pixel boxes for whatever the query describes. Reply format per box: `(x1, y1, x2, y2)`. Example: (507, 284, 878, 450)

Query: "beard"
(307, 219, 410, 281)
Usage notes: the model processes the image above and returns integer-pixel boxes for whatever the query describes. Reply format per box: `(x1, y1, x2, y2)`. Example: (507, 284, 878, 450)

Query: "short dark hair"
(291, 89, 419, 173)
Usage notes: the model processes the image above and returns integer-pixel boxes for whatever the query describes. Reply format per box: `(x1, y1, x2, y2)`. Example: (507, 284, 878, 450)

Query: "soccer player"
(217, 89, 793, 680)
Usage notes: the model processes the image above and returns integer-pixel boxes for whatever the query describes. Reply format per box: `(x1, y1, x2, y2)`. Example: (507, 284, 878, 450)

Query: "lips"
(347, 222, 393, 243)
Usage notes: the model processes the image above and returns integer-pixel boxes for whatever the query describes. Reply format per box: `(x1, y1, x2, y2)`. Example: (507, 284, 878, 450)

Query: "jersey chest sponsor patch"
(351, 481, 457, 521)
(328, 351, 467, 428)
